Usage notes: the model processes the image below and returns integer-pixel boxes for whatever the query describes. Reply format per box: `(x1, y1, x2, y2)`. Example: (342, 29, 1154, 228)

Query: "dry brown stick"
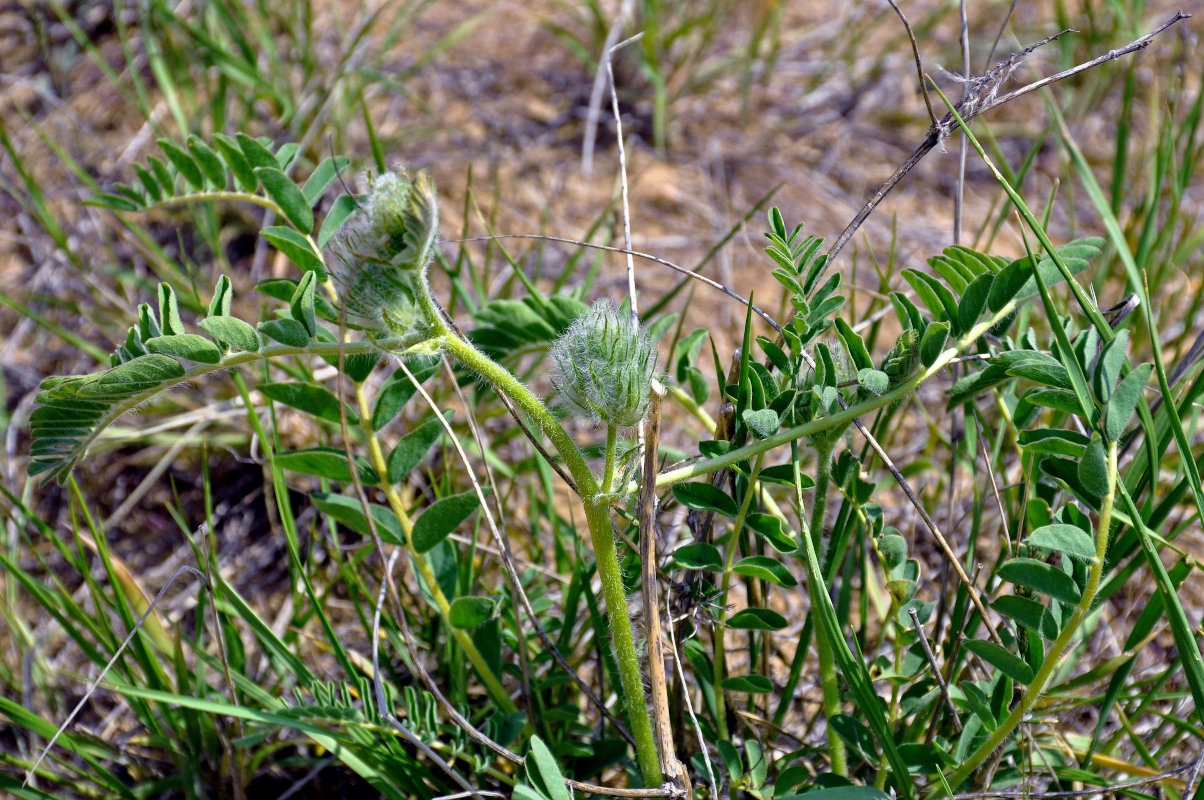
(637, 381, 690, 797)
(815, 13, 1189, 290)
(949, 748, 1204, 799)
(907, 606, 961, 734)
(453, 235, 784, 334)
(885, 0, 937, 128)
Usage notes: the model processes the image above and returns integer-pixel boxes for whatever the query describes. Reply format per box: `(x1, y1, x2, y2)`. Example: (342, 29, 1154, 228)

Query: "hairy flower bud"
(550, 301, 658, 427)
(326, 169, 439, 339)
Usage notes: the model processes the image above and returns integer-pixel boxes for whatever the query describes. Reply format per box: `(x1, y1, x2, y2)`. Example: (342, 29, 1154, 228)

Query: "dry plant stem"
(436, 329, 663, 788)
(370, 547, 478, 797)
(439, 356, 533, 710)
(455, 235, 783, 334)
(637, 383, 690, 793)
(808, 441, 847, 776)
(353, 382, 518, 716)
(929, 442, 1118, 798)
(908, 606, 961, 734)
(23, 565, 207, 787)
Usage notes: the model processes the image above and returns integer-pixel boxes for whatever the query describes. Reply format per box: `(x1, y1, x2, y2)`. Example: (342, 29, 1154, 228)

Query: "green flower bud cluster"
(326, 168, 440, 340)
(550, 301, 658, 428)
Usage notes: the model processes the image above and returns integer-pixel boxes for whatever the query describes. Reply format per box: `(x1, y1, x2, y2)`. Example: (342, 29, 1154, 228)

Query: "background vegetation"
(0, 0, 1202, 798)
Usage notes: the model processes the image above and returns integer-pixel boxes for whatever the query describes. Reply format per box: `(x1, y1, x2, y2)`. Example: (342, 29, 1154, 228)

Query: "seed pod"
(326, 169, 439, 339)
(550, 301, 658, 427)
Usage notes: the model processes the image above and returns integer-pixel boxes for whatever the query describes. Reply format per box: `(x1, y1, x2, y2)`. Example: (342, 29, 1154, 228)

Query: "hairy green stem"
(435, 331, 663, 787)
(808, 441, 847, 776)
(602, 425, 618, 495)
(928, 441, 1118, 797)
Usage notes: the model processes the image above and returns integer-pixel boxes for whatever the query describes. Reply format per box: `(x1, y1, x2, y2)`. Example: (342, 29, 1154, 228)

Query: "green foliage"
(7, 7, 1203, 799)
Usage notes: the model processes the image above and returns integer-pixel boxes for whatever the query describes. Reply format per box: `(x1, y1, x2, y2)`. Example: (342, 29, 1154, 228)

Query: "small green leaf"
(1105, 363, 1152, 442)
(1092, 328, 1129, 404)
(317, 194, 363, 249)
(186, 135, 227, 187)
(1023, 387, 1083, 415)
(386, 413, 450, 483)
(208, 275, 232, 318)
(673, 542, 722, 571)
(1026, 523, 1096, 561)
(134, 164, 162, 202)
(148, 156, 174, 192)
(742, 408, 780, 439)
(90, 193, 140, 211)
(78, 354, 185, 397)
(256, 167, 314, 233)
(259, 382, 358, 425)
(411, 491, 482, 554)
(200, 316, 260, 352)
(449, 596, 495, 629)
(732, 556, 797, 587)
(876, 534, 908, 571)
(857, 368, 889, 396)
(312, 492, 403, 544)
(835, 318, 873, 371)
(275, 142, 301, 169)
(158, 282, 184, 336)
(721, 674, 773, 694)
(672, 483, 738, 517)
(157, 138, 204, 189)
(258, 319, 311, 347)
(1006, 360, 1072, 391)
(302, 156, 351, 205)
(963, 639, 1035, 685)
(1078, 435, 1110, 498)
(275, 447, 378, 483)
(235, 133, 277, 169)
(957, 273, 993, 332)
(144, 334, 222, 364)
(958, 681, 999, 730)
(998, 558, 1081, 605)
(727, 607, 788, 630)
(992, 595, 1059, 640)
(290, 271, 318, 337)
(1017, 428, 1090, 457)
(371, 357, 442, 430)
(757, 465, 814, 487)
(919, 321, 949, 367)
(214, 133, 257, 191)
(745, 513, 797, 553)
(831, 714, 879, 761)
(260, 227, 325, 277)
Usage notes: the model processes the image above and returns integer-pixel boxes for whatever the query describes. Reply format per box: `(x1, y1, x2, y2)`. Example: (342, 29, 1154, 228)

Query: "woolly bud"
(550, 301, 658, 427)
(326, 169, 439, 339)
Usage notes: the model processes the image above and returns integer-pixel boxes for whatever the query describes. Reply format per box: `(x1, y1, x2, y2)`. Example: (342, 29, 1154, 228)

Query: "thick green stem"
(809, 442, 847, 777)
(436, 331, 662, 787)
(928, 441, 1118, 797)
(602, 425, 619, 494)
(584, 496, 663, 787)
